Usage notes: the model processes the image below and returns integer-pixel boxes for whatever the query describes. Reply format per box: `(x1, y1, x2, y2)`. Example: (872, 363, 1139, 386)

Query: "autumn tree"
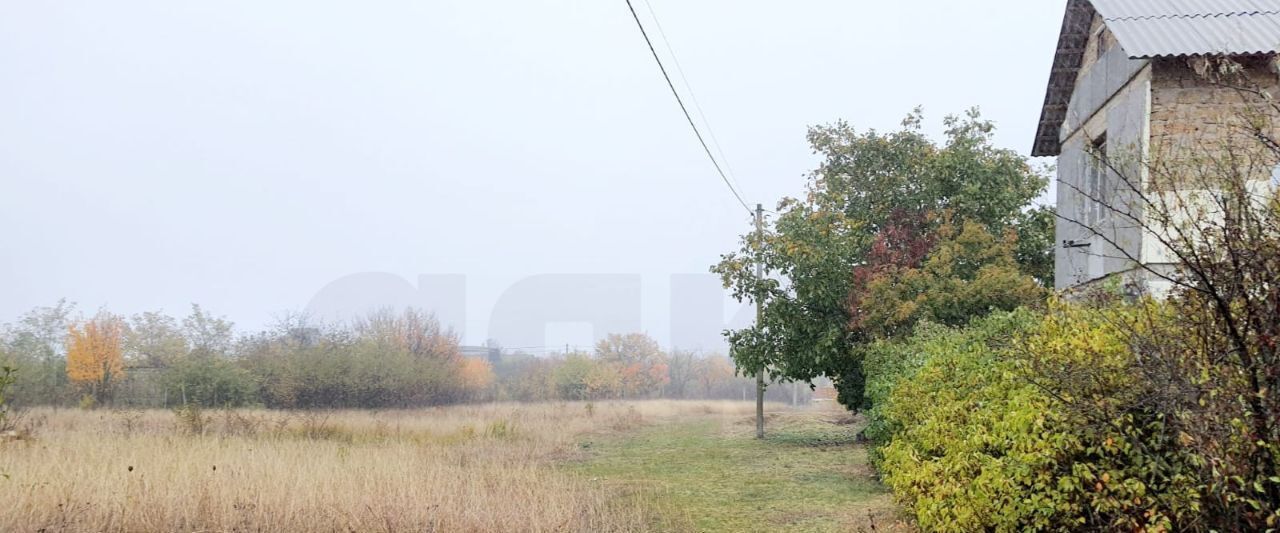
(594, 333, 669, 398)
(457, 357, 495, 401)
(492, 354, 558, 402)
(694, 354, 736, 398)
(353, 308, 460, 363)
(585, 360, 625, 399)
(855, 217, 1044, 340)
(713, 109, 1051, 410)
(66, 312, 126, 406)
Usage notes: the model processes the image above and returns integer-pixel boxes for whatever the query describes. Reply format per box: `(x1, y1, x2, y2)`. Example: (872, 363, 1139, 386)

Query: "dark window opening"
(1087, 134, 1109, 226)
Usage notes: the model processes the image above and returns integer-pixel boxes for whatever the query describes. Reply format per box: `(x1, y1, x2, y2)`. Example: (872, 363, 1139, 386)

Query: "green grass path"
(571, 410, 908, 532)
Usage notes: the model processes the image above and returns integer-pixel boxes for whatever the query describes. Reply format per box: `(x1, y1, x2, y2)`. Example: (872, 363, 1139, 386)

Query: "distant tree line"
(0, 305, 795, 409)
(492, 334, 800, 404)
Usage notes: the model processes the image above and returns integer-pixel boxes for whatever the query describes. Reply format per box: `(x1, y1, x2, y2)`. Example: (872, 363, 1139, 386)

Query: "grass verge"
(570, 409, 911, 532)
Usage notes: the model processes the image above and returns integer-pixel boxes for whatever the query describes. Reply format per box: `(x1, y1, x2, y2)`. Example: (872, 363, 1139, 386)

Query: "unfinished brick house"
(1034, 0, 1280, 293)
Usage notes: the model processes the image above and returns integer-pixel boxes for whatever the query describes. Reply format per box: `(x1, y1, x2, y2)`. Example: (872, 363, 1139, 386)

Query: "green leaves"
(855, 218, 1044, 340)
(0, 365, 14, 402)
(0, 366, 15, 429)
(866, 309, 1161, 531)
(868, 298, 1280, 531)
(712, 109, 1052, 409)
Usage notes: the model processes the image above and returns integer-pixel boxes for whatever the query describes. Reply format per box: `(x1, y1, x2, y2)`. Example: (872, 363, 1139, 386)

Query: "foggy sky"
(0, 0, 1066, 350)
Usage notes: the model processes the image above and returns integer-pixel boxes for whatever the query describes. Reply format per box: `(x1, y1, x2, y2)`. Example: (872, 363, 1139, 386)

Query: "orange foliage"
(584, 361, 624, 399)
(697, 356, 736, 397)
(619, 361, 669, 397)
(458, 357, 495, 395)
(355, 309, 460, 363)
(594, 333, 670, 397)
(66, 314, 126, 399)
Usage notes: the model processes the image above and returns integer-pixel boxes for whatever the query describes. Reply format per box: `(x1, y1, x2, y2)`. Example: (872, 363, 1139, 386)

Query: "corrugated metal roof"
(1032, 0, 1280, 156)
(1093, 0, 1280, 58)
(1094, 0, 1276, 19)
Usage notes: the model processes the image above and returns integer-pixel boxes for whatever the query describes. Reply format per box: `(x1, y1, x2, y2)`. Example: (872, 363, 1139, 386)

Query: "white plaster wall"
(1055, 65, 1152, 290)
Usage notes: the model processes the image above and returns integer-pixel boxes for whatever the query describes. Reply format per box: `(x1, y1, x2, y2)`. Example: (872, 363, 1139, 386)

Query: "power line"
(638, 0, 749, 200)
(624, 0, 752, 216)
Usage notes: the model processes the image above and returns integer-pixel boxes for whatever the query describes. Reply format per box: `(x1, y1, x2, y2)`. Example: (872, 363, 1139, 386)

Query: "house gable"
(1032, 0, 1280, 157)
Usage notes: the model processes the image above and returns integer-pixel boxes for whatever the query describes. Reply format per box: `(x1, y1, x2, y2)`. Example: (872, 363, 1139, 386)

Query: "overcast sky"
(0, 0, 1066, 350)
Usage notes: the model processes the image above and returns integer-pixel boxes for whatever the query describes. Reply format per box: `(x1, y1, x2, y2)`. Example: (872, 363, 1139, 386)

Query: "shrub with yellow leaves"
(866, 302, 1214, 532)
(65, 312, 126, 406)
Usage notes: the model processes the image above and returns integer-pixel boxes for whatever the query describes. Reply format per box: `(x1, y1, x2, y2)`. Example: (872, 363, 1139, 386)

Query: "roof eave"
(1032, 0, 1095, 157)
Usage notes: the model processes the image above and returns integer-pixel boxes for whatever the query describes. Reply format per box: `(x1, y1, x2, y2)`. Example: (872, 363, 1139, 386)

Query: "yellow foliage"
(66, 314, 126, 394)
(858, 218, 1043, 339)
(870, 303, 1203, 531)
(457, 357, 495, 393)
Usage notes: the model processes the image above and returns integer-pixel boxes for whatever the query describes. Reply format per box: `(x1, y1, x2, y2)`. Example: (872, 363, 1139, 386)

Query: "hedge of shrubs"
(863, 301, 1278, 532)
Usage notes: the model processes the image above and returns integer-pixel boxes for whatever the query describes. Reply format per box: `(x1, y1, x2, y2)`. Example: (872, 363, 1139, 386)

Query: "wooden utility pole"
(755, 203, 766, 440)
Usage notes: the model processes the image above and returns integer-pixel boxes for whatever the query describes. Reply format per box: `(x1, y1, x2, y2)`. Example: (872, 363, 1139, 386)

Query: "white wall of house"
(1044, 7, 1280, 296)
(1054, 36, 1151, 291)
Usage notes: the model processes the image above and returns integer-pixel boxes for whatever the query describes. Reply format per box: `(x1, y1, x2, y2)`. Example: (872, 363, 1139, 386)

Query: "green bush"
(865, 306, 1202, 531)
(0, 366, 15, 430)
(164, 356, 257, 408)
(239, 330, 470, 409)
(0, 356, 72, 407)
(866, 310, 1082, 531)
(1016, 300, 1274, 530)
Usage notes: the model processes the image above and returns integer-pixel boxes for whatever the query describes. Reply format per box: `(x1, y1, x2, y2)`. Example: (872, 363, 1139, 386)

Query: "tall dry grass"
(0, 401, 758, 532)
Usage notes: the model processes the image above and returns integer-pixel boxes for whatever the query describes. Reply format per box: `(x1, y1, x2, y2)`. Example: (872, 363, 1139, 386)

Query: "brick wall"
(1078, 14, 1119, 78)
(1150, 55, 1280, 182)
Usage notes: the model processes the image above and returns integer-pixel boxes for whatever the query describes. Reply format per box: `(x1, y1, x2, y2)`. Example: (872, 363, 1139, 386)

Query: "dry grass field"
(0, 401, 902, 532)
